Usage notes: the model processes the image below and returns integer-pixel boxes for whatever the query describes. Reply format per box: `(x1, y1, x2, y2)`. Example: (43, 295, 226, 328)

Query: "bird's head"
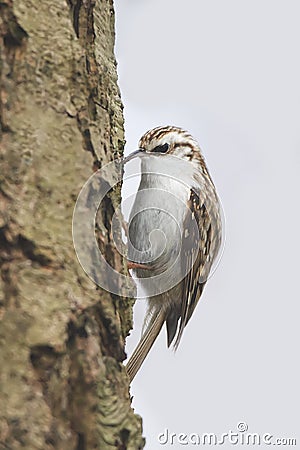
(123, 126, 203, 164)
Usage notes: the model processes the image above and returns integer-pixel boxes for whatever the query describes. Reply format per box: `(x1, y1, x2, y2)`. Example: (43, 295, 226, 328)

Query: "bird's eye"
(152, 143, 169, 153)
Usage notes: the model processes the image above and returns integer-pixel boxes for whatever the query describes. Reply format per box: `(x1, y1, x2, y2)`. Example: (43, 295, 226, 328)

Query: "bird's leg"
(127, 261, 153, 270)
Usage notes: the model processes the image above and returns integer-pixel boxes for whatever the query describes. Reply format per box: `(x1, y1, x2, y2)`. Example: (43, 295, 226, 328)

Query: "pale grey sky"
(115, 1, 300, 448)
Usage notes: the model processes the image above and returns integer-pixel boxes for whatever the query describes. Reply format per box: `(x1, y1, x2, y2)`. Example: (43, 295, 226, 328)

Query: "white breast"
(128, 155, 196, 272)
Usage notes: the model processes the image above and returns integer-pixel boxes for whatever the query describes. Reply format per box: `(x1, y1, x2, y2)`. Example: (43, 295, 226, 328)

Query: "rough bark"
(0, 1, 144, 449)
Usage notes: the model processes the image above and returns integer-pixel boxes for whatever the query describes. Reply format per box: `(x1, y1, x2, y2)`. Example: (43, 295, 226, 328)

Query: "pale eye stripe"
(173, 141, 195, 151)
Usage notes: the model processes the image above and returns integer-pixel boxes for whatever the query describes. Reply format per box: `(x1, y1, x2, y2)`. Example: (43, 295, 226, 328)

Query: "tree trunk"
(0, 1, 144, 449)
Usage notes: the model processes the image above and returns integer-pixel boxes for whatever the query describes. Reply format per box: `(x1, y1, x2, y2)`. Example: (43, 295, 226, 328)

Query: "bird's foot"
(127, 261, 152, 270)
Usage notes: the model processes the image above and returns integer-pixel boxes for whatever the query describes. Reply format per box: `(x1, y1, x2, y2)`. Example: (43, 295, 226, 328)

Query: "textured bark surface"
(0, 1, 144, 449)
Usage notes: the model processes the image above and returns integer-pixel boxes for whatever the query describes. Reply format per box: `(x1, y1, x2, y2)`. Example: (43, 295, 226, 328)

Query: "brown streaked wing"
(173, 188, 210, 349)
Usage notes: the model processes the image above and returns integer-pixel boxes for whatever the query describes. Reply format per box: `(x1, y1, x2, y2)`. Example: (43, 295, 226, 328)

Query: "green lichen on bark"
(0, 1, 144, 449)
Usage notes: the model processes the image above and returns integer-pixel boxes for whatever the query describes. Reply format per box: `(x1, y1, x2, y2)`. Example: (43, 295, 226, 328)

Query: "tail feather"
(166, 309, 179, 347)
(126, 309, 165, 382)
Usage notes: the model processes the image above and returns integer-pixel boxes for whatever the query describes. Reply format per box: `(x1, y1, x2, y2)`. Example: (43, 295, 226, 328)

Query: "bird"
(124, 125, 222, 382)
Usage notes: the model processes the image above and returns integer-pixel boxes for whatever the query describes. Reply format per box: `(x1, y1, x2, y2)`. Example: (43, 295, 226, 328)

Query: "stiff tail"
(126, 309, 165, 382)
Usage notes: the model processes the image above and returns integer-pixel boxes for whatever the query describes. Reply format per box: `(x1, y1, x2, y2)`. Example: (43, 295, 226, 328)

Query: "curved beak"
(122, 148, 144, 165)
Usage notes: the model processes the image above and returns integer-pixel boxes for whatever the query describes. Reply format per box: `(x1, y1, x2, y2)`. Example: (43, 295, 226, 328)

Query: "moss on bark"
(0, 1, 144, 448)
